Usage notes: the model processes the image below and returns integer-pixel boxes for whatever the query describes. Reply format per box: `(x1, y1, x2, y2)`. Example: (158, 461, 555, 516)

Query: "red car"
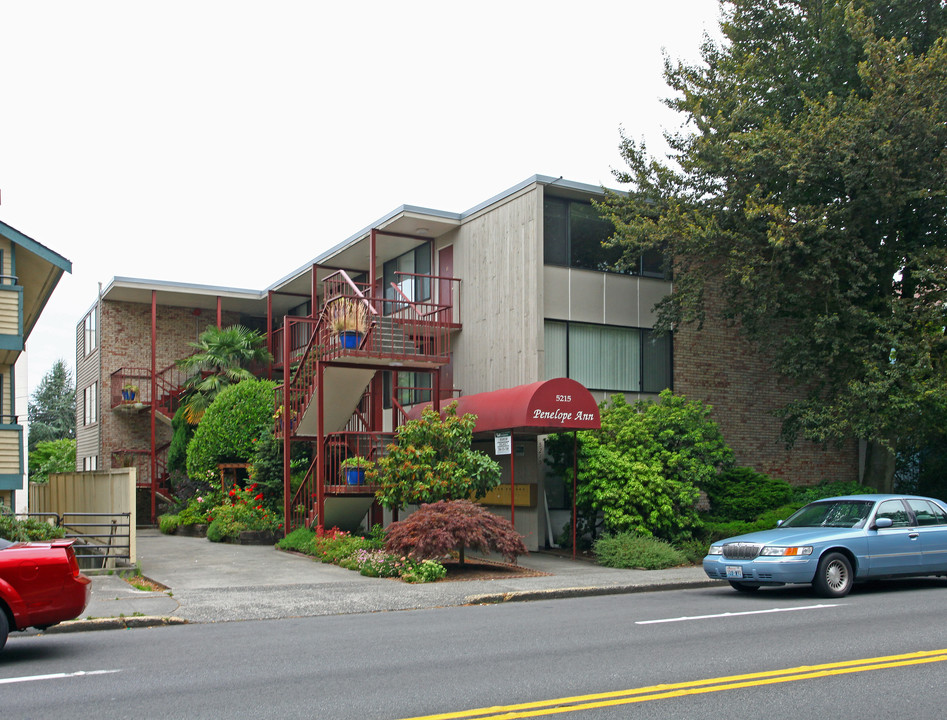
(0, 537, 92, 650)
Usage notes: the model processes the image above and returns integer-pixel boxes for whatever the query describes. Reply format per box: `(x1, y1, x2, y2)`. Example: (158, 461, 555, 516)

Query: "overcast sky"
(1, 0, 722, 400)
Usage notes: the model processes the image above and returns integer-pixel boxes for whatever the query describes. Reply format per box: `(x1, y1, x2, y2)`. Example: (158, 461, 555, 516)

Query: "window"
(384, 246, 431, 313)
(83, 382, 98, 425)
(83, 456, 98, 471)
(876, 499, 911, 528)
(544, 321, 672, 393)
(83, 309, 97, 356)
(383, 371, 432, 408)
(544, 197, 668, 277)
(907, 498, 947, 526)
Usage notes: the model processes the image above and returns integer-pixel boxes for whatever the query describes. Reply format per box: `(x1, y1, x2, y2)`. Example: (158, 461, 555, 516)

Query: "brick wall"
(97, 301, 244, 476)
(674, 294, 860, 487)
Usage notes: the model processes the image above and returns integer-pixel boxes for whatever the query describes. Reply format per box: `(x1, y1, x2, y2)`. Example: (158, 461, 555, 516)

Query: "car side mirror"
(776, 520, 783, 527)
(874, 517, 893, 529)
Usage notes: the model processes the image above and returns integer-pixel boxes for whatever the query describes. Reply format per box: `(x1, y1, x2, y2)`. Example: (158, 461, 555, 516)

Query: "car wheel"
(0, 610, 8, 651)
(728, 581, 760, 593)
(813, 552, 853, 598)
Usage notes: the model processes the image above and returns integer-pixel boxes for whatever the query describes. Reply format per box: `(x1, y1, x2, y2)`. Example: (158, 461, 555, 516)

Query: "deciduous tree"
(600, 0, 947, 490)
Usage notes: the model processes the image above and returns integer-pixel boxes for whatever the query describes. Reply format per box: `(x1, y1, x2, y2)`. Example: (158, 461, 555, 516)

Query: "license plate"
(726, 565, 743, 579)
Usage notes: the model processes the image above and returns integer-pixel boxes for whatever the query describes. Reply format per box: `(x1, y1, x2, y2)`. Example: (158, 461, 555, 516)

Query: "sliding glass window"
(545, 320, 672, 393)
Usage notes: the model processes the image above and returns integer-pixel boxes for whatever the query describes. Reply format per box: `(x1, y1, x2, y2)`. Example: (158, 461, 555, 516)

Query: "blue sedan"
(703, 494, 947, 597)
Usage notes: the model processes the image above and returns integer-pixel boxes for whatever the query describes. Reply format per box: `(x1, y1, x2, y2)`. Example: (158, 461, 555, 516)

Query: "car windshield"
(0, 537, 12, 549)
(781, 500, 875, 529)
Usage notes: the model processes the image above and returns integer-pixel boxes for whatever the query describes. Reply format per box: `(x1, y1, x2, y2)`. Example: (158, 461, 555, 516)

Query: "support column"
(150, 291, 157, 524)
(282, 318, 291, 534)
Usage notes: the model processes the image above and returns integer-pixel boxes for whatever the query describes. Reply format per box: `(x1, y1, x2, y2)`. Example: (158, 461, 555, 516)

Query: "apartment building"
(0, 219, 71, 510)
(76, 176, 858, 547)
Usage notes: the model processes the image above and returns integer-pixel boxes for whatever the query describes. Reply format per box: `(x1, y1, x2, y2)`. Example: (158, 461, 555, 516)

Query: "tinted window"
(876, 499, 912, 528)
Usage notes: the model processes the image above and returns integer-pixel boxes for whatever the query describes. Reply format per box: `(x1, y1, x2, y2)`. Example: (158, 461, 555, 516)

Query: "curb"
(466, 579, 720, 604)
(44, 617, 189, 634)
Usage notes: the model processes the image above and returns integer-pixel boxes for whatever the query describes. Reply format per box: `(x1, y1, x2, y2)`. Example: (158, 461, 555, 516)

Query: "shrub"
(277, 527, 316, 553)
(311, 527, 374, 564)
(547, 391, 731, 542)
(701, 503, 803, 542)
(385, 500, 528, 564)
(0, 513, 66, 542)
(370, 403, 501, 510)
(186, 379, 277, 481)
(793, 480, 876, 504)
(158, 514, 180, 535)
(176, 492, 220, 526)
(593, 532, 688, 570)
(703, 467, 794, 521)
(402, 559, 447, 583)
(204, 484, 282, 542)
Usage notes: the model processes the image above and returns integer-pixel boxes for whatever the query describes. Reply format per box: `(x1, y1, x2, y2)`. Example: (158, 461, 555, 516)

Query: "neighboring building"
(76, 176, 858, 547)
(0, 219, 72, 511)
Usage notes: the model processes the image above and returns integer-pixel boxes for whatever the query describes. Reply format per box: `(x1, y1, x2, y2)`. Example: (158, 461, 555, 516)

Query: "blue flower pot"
(339, 331, 362, 349)
(345, 468, 365, 485)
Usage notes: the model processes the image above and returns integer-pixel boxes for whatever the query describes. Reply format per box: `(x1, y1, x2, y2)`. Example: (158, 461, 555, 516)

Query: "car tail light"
(66, 545, 81, 577)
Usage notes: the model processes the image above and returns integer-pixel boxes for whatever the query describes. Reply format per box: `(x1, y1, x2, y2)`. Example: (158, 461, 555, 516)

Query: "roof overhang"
(408, 378, 601, 436)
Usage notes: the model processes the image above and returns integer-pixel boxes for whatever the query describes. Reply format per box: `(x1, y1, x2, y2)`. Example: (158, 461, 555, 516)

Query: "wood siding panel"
(75, 305, 100, 467)
(0, 289, 20, 334)
(450, 186, 543, 396)
(0, 427, 21, 473)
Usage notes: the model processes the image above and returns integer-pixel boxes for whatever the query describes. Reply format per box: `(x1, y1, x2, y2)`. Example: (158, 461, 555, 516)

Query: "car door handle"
(909, 533, 919, 539)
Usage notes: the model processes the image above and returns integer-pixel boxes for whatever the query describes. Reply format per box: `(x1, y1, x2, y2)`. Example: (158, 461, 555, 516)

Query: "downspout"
(97, 283, 103, 472)
(216, 297, 222, 329)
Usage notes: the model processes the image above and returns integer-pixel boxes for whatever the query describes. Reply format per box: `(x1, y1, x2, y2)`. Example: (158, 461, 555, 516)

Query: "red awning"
(407, 378, 601, 435)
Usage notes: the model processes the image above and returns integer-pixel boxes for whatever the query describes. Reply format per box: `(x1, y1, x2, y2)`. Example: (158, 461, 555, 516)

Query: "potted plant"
(121, 382, 139, 402)
(327, 297, 368, 349)
(340, 456, 372, 486)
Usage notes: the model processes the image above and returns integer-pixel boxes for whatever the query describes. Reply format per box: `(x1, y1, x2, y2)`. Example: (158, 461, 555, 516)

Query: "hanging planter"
(121, 383, 138, 402)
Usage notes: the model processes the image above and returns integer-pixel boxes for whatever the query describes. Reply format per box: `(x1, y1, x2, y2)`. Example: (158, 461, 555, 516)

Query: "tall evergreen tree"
(600, 0, 947, 490)
(27, 359, 76, 452)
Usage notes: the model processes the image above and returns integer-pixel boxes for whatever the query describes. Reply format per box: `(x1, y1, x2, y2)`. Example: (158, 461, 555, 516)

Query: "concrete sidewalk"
(49, 529, 718, 633)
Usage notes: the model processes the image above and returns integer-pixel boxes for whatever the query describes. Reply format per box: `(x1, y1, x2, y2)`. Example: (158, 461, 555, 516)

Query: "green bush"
(158, 514, 180, 535)
(186, 379, 277, 481)
(547, 391, 732, 542)
(793, 480, 876, 504)
(277, 527, 316, 553)
(701, 503, 803, 542)
(204, 484, 282, 542)
(402, 559, 447, 583)
(370, 403, 501, 510)
(175, 492, 220, 526)
(0, 513, 66, 542)
(206, 519, 226, 543)
(703, 467, 794, 521)
(593, 532, 688, 570)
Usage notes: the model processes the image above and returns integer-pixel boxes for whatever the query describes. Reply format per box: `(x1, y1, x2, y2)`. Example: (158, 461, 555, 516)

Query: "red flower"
(228, 489, 236, 497)
(254, 493, 264, 500)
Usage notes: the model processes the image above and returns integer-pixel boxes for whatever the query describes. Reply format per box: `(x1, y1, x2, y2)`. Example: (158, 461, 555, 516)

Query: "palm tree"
(177, 325, 272, 423)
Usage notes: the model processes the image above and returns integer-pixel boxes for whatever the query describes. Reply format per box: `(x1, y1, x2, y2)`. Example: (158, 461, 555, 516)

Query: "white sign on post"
(494, 431, 512, 456)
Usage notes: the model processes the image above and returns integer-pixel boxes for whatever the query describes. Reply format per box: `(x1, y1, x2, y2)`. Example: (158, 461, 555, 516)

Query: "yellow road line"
(396, 649, 947, 720)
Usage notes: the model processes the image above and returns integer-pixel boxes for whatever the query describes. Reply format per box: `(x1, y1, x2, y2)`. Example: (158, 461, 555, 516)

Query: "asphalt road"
(4, 578, 947, 719)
